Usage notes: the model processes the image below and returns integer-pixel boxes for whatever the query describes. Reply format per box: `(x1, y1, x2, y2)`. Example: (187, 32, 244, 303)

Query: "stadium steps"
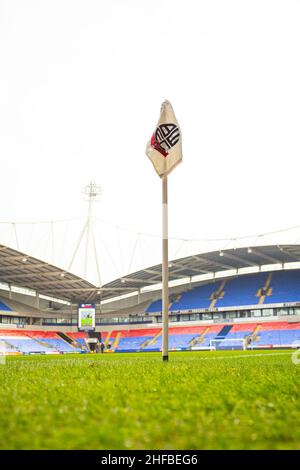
(170, 294, 182, 309)
(140, 338, 149, 349)
(257, 273, 273, 304)
(56, 332, 79, 350)
(147, 330, 162, 347)
(190, 327, 210, 346)
(3, 339, 19, 352)
(140, 335, 155, 349)
(141, 330, 162, 349)
(1, 339, 20, 353)
(214, 325, 232, 340)
(209, 280, 226, 309)
(104, 331, 112, 346)
(57, 332, 84, 350)
(111, 332, 121, 351)
(32, 338, 57, 350)
(189, 335, 200, 347)
(251, 324, 262, 341)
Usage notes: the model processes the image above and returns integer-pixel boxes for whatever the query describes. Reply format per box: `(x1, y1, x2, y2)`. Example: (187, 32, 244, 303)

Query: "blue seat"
(252, 329, 300, 347)
(264, 271, 300, 304)
(146, 300, 163, 313)
(5, 338, 55, 353)
(217, 273, 267, 308)
(168, 334, 198, 349)
(172, 283, 222, 311)
(43, 338, 80, 352)
(0, 301, 12, 311)
(117, 336, 152, 351)
(144, 270, 300, 313)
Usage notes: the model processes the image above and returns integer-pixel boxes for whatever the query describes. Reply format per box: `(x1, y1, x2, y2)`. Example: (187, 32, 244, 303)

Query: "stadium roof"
(100, 244, 300, 299)
(1, 243, 300, 303)
(0, 244, 97, 303)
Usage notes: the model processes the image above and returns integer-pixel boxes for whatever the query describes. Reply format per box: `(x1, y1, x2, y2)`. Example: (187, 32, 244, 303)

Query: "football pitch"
(0, 350, 300, 450)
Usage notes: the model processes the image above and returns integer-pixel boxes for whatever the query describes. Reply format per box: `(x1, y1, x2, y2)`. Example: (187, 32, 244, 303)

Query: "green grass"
(0, 350, 300, 450)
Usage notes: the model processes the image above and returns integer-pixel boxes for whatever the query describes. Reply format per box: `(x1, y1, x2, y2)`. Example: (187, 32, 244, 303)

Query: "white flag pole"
(146, 100, 182, 362)
(162, 175, 169, 361)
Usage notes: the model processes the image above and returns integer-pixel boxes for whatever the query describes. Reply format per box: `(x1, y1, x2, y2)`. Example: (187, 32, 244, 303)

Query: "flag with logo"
(146, 100, 182, 178)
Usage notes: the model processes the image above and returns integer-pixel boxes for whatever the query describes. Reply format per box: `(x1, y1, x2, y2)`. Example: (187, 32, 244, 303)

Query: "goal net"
(209, 338, 247, 351)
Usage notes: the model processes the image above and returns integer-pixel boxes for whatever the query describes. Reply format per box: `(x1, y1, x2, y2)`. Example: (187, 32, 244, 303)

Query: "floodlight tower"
(68, 181, 102, 284)
(83, 181, 101, 278)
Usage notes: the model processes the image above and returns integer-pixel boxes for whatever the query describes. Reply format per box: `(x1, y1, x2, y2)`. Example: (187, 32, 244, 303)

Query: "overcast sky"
(1, 1, 300, 284)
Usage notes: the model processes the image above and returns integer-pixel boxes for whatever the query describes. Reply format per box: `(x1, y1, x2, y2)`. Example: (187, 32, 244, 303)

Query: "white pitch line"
(195, 351, 293, 361)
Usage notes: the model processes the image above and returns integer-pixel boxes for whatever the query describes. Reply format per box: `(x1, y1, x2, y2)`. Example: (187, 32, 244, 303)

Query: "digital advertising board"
(78, 303, 95, 331)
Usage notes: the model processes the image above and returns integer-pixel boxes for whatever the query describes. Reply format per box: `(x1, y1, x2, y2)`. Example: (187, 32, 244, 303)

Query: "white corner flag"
(146, 101, 182, 362)
(146, 100, 182, 178)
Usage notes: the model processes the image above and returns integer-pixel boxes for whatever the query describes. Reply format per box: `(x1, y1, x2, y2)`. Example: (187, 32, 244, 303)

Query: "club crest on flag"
(151, 123, 180, 157)
(146, 100, 182, 177)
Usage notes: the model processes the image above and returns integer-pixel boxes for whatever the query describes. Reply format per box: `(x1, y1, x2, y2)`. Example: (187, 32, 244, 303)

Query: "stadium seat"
(145, 270, 300, 313)
(0, 301, 12, 311)
(216, 273, 267, 307)
(0, 337, 57, 354)
(264, 270, 300, 304)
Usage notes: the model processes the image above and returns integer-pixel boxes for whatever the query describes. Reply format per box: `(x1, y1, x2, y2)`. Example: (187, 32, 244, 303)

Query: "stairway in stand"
(214, 325, 233, 340)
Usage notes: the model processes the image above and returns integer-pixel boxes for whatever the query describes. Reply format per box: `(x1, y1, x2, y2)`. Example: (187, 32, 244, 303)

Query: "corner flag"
(145, 100, 182, 362)
(146, 100, 182, 178)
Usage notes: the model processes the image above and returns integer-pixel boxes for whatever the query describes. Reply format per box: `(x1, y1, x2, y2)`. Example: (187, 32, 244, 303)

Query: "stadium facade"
(1, 243, 300, 353)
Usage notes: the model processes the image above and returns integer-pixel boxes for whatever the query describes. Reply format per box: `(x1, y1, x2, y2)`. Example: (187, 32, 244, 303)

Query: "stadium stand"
(115, 328, 159, 352)
(2, 266, 300, 354)
(250, 322, 300, 348)
(67, 332, 89, 350)
(110, 322, 300, 351)
(145, 271, 300, 312)
(0, 301, 12, 311)
(264, 270, 300, 304)
(146, 282, 224, 312)
(146, 299, 163, 313)
(173, 282, 224, 310)
(117, 336, 153, 351)
(28, 330, 80, 350)
(192, 325, 223, 349)
(115, 326, 219, 351)
(216, 273, 267, 307)
(5, 337, 55, 354)
(0, 296, 42, 316)
(223, 323, 257, 347)
(0, 339, 17, 354)
(0, 330, 82, 354)
(43, 338, 80, 352)
(1, 321, 300, 354)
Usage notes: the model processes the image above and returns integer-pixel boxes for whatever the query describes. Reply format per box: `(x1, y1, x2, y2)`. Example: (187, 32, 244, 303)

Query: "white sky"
(1, 1, 300, 285)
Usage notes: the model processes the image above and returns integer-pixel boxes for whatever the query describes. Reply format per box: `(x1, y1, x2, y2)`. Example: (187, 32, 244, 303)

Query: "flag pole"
(162, 175, 169, 362)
